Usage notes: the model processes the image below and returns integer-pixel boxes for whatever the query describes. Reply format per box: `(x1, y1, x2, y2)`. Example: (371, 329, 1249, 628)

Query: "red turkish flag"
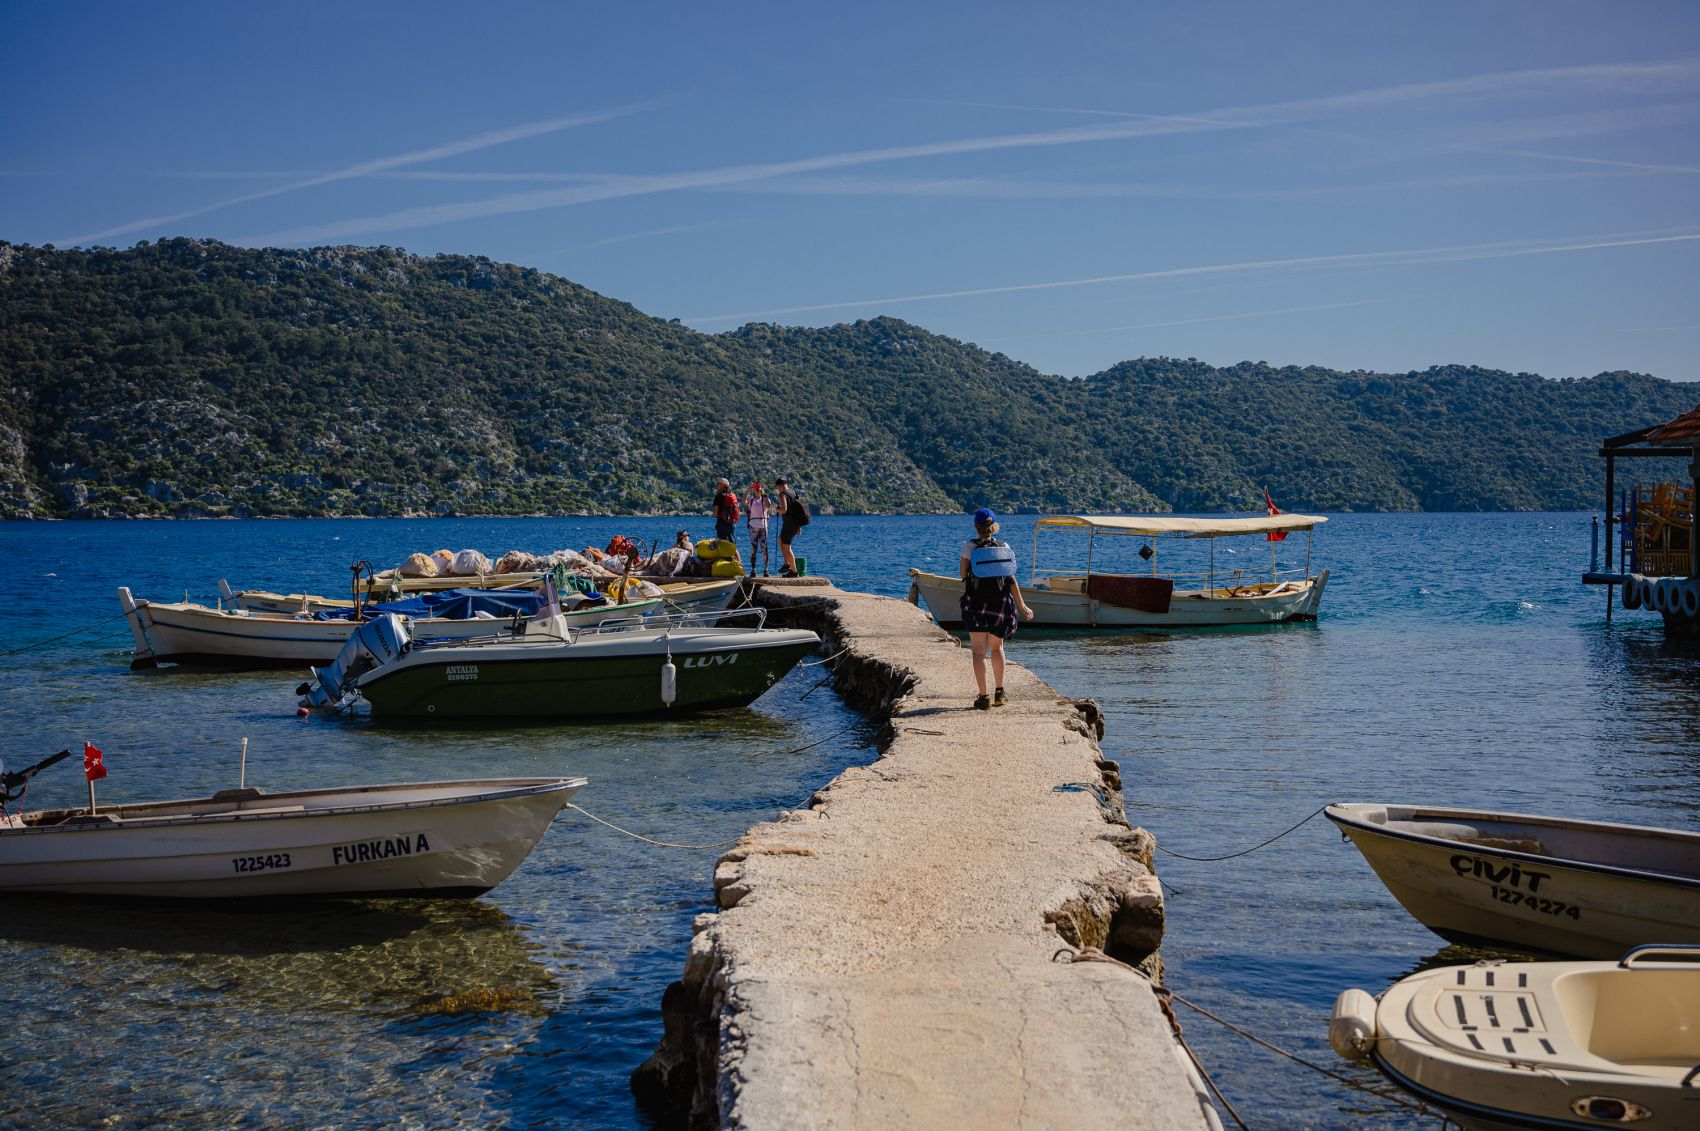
(82, 742, 107, 783)
(1265, 489, 1287, 542)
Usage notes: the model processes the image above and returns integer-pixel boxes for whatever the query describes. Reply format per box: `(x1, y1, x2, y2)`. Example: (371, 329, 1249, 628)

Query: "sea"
(0, 512, 1693, 1130)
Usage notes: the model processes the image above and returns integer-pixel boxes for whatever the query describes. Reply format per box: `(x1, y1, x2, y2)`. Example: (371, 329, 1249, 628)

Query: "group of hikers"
(710, 476, 810, 577)
(706, 483, 1030, 711)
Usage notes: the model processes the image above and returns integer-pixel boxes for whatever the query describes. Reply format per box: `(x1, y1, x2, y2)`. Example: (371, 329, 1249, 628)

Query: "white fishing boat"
(0, 751, 585, 899)
(1326, 804, 1700, 959)
(119, 586, 661, 668)
(1331, 946, 1700, 1130)
(908, 513, 1329, 629)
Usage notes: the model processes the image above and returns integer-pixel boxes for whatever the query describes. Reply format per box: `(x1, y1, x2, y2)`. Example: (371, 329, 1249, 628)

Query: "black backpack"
(786, 493, 811, 526)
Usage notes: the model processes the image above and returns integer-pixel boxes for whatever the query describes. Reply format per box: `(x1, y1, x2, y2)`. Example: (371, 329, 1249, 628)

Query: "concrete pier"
(633, 581, 1215, 1130)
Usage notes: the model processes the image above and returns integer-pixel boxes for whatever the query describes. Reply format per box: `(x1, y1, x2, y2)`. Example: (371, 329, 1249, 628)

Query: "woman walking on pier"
(960, 508, 1033, 710)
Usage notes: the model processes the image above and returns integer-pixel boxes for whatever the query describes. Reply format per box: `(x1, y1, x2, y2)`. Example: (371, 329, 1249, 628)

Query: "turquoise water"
(0, 514, 1693, 1129)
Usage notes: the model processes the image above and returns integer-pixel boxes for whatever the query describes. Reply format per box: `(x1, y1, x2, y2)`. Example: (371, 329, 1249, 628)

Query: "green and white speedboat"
(299, 611, 820, 720)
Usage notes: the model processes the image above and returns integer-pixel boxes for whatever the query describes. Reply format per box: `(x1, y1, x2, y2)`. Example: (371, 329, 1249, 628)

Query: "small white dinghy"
(0, 750, 585, 899)
(1331, 946, 1700, 1130)
(1326, 804, 1700, 959)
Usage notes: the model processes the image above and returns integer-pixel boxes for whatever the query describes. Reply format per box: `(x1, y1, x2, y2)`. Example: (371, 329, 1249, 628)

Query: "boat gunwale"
(1, 776, 587, 836)
(907, 567, 1319, 601)
(392, 627, 819, 662)
(1324, 803, 1700, 891)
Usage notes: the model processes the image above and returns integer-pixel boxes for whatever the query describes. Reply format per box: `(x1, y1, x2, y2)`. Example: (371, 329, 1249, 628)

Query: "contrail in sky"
(1501, 148, 1700, 174)
(682, 231, 1700, 324)
(57, 101, 665, 246)
(240, 58, 1700, 246)
(976, 300, 1390, 342)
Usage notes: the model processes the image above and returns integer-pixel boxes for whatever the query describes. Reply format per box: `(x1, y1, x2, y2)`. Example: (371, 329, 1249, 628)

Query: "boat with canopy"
(907, 513, 1329, 628)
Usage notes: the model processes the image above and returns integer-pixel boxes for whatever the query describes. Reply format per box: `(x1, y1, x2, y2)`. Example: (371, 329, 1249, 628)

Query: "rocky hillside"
(0, 239, 1691, 518)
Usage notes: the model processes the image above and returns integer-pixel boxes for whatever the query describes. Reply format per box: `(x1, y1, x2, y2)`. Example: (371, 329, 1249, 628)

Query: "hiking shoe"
(973, 694, 991, 710)
(780, 569, 798, 578)
(993, 687, 1006, 706)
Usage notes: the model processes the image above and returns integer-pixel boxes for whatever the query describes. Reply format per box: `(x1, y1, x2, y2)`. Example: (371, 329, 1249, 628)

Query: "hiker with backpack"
(712, 477, 740, 542)
(960, 508, 1034, 710)
(773, 476, 810, 577)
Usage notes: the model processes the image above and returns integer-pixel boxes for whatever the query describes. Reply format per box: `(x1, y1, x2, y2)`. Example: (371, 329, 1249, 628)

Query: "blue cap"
(973, 507, 997, 524)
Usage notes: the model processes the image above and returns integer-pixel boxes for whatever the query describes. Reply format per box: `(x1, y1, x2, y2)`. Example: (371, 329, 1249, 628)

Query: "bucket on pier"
(794, 557, 807, 577)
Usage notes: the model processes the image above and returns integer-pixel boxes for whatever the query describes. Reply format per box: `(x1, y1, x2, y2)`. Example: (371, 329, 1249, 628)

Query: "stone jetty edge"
(632, 580, 1216, 1130)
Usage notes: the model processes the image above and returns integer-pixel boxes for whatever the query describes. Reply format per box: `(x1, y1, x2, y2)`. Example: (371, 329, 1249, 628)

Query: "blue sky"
(3, 1, 1698, 381)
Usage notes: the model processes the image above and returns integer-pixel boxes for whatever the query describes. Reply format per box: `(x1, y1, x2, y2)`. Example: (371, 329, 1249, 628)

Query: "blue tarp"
(316, 588, 584, 622)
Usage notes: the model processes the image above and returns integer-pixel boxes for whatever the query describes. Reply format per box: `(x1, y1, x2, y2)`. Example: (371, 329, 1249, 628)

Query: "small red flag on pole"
(83, 741, 105, 815)
(1265, 489, 1288, 542)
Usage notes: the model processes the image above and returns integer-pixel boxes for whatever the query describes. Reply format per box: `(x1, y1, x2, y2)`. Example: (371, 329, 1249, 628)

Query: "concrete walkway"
(634, 582, 1216, 1130)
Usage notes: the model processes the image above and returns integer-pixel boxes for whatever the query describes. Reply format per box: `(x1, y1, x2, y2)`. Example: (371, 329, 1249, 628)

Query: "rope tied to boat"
(1053, 946, 1445, 1124)
(1152, 804, 1328, 862)
(0, 610, 135, 658)
(798, 645, 850, 668)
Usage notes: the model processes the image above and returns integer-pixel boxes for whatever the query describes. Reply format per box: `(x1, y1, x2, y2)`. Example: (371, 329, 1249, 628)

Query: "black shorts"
(778, 522, 802, 546)
(960, 590, 1018, 638)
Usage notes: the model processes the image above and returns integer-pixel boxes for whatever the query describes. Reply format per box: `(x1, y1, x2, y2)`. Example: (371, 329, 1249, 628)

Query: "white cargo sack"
(451, 549, 493, 576)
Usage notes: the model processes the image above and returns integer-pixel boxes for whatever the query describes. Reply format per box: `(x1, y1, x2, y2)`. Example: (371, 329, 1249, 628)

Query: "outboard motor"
(299, 614, 412, 708)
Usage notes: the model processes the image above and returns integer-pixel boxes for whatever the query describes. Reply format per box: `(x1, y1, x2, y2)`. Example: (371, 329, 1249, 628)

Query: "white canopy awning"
(1034, 514, 1328, 537)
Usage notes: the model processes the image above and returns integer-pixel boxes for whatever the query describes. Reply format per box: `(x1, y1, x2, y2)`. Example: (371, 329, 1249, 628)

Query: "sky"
(3, 1, 1698, 381)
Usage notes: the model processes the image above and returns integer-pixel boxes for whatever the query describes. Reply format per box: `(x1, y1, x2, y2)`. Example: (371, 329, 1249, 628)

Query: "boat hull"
(908, 568, 1327, 629)
(354, 630, 819, 719)
(1327, 804, 1700, 958)
(119, 587, 657, 667)
(0, 778, 583, 899)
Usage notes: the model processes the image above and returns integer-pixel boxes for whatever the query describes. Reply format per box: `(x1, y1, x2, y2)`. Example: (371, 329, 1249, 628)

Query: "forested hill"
(0, 239, 1692, 519)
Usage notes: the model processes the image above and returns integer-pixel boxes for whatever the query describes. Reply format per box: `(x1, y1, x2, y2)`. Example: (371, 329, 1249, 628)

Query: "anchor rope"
(1054, 947, 1442, 1121)
(0, 610, 135, 658)
(565, 727, 856, 850)
(1150, 804, 1328, 862)
(798, 645, 850, 668)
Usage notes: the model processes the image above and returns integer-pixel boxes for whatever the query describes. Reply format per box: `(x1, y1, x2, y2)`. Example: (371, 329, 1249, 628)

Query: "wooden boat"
(225, 575, 741, 620)
(1326, 804, 1700, 958)
(299, 611, 820, 719)
(118, 586, 660, 668)
(1331, 946, 1700, 1130)
(908, 513, 1328, 629)
(0, 754, 585, 899)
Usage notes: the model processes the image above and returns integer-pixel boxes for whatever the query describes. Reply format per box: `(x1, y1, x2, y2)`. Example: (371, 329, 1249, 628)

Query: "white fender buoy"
(1681, 579, 1700, 619)
(1623, 575, 1643, 610)
(1329, 988, 1379, 1060)
(660, 644, 677, 707)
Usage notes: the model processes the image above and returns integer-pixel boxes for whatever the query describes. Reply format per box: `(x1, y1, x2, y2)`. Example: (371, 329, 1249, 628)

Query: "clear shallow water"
(0, 513, 1694, 1129)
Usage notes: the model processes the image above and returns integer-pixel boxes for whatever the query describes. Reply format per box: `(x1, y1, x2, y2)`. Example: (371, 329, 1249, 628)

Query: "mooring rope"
(564, 727, 855, 849)
(1151, 804, 1328, 862)
(1053, 946, 1442, 1122)
(0, 610, 135, 658)
(798, 645, 850, 668)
